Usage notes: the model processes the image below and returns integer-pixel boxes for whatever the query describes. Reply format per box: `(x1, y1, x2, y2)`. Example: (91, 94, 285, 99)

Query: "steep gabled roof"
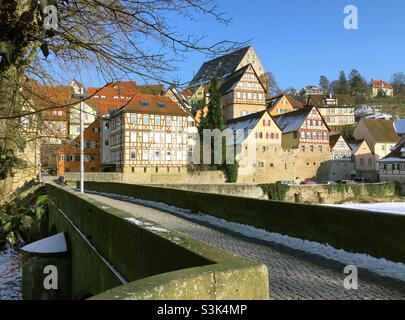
(189, 47, 251, 87)
(112, 93, 189, 117)
(226, 110, 279, 144)
(372, 80, 393, 89)
(267, 94, 303, 111)
(361, 118, 400, 143)
(218, 64, 265, 96)
(330, 134, 351, 150)
(348, 139, 373, 155)
(274, 106, 315, 133)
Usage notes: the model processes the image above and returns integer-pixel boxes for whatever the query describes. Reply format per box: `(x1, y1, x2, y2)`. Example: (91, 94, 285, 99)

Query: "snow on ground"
(0, 246, 22, 300)
(325, 202, 405, 215)
(87, 190, 405, 283)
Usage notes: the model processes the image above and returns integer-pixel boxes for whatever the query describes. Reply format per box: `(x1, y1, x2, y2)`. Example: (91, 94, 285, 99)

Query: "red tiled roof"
(116, 93, 189, 117)
(372, 80, 393, 89)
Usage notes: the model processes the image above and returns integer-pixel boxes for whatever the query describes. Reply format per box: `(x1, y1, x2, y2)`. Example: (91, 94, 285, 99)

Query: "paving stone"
(85, 192, 405, 300)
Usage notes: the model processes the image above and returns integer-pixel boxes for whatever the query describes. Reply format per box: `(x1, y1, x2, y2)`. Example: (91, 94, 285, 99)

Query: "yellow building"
(267, 94, 303, 116)
(353, 118, 400, 171)
(226, 110, 283, 183)
(371, 80, 394, 97)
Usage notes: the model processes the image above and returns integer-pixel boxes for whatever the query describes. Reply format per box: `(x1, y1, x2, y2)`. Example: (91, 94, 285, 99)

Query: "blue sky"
(81, 0, 405, 90)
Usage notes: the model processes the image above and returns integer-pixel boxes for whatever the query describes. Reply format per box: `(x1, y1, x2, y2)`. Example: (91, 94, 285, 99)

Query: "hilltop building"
(371, 80, 394, 97)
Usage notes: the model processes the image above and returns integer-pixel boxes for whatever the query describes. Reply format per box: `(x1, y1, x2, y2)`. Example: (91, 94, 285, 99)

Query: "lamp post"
(72, 87, 91, 194)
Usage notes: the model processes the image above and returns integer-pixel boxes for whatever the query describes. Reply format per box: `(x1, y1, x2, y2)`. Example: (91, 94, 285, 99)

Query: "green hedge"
(258, 184, 290, 201)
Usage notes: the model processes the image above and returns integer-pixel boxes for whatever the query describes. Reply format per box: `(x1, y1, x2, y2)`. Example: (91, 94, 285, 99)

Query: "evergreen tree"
(334, 71, 349, 94)
(349, 69, 368, 96)
(205, 78, 224, 131)
(319, 75, 330, 93)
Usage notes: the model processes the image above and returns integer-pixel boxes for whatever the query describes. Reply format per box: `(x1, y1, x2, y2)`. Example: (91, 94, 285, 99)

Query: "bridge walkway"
(81, 190, 405, 300)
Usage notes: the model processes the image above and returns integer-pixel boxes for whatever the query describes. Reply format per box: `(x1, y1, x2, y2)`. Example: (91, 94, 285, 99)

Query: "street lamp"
(72, 87, 91, 194)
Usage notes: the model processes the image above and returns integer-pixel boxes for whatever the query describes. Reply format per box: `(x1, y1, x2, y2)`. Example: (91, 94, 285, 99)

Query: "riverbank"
(0, 246, 22, 300)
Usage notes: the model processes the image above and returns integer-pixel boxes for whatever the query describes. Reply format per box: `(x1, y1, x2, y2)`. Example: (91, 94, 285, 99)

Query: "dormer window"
(158, 102, 166, 109)
(141, 100, 149, 107)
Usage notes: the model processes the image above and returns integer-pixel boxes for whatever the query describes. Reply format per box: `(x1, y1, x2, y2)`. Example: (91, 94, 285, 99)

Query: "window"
(166, 118, 172, 126)
(381, 145, 386, 151)
(140, 100, 149, 107)
(142, 150, 149, 160)
(130, 115, 137, 124)
(368, 158, 373, 166)
(130, 132, 137, 143)
(166, 133, 172, 143)
(360, 158, 365, 166)
(105, 140, 109, 146)
(143, 132, 149, 142)
(177, 118, 183, 126)
(60, 155, 66, 161)
(154, 151, 160, 160)
(143, 115, 149, 125)
(155, 116, 161, 125)
(158, 102, 166, 109)
(130, 151, 136, 160)
(166, 151, 172, 161)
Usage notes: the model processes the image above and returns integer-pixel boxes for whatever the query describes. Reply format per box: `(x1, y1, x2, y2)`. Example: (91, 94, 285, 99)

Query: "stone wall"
(83, 182, 405, 264)
(155, 183, 396, 204)
(64, 170, 226, 184)
(41, 184, 268, 300)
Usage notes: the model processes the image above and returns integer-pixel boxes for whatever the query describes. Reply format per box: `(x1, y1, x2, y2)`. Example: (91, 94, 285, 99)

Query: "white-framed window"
(130, 115, 137, 124)
(130, 132, 137, 143)
(154, 151, 161, 160)
(166, 118, 172, 126)
(166, 151, 172, 161)
(143, 115, 149, 125)
(155, 133, 161, 143)
(143, 132, 149, 142)
(177, 118, 183, 127)
(60, 154, 66, 161)
(155, 116, 161, 125)
(142, 150, 149, 160)
(166, 133, 172, 143)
